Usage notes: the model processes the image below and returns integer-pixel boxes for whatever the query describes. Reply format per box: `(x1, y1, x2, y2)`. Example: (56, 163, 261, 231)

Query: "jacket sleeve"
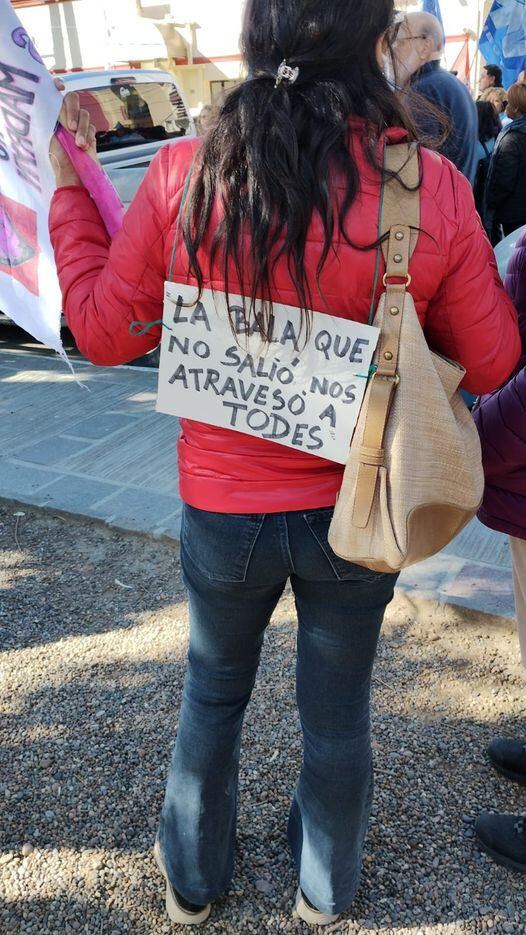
(423, 169, 521, 394)
(49, 145, 180, 366)
(474, 367, 526, 482)
(486, 135, 520, 211)
(504, 233, 526, 353)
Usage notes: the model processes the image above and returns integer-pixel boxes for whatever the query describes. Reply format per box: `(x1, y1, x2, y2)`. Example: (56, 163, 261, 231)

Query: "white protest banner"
(0, 0, 64, 355)
(156, 284, 380, 464)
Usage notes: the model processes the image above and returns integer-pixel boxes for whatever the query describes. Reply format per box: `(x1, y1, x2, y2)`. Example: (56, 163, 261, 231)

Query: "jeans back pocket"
(302, 508, 389, 583)
(182, 505, 265, 583)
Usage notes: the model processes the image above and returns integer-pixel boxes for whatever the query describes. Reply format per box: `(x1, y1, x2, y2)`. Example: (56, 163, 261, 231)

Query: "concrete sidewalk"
(0, 349, 515, 620)
(0, 349, 182, 541)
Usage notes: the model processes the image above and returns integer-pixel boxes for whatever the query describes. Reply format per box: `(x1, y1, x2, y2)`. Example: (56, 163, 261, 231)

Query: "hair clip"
(275, 60, 299, 88)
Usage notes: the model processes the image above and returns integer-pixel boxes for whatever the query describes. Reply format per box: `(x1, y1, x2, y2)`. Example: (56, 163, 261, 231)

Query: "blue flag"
(479, 0, 526, 89)
(422, 0, 444, 29)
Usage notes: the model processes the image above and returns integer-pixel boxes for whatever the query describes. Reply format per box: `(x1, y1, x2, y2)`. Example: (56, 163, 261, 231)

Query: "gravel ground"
(1, 502, 525, 935)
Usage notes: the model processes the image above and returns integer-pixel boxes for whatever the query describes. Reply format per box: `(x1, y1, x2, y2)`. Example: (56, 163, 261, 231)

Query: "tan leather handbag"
(328, 143, 484, 574)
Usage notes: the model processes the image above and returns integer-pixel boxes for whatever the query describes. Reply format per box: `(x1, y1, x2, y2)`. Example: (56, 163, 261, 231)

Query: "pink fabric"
(55, 126, 124, 238)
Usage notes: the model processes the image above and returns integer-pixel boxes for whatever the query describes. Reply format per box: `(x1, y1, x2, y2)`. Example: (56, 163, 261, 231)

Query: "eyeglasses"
(397, 35, 427, 42)
(389, 20, 427, 43)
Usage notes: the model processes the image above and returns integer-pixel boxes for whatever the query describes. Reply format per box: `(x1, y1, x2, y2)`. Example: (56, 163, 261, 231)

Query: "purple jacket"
(474, 228, 526, 539)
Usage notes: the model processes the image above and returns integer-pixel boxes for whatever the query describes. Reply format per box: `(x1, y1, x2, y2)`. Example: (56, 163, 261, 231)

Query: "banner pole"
(474, 0, 484, 93)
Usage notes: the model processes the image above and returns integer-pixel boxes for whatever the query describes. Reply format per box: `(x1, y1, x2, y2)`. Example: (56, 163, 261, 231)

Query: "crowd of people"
(47, 0, 526, 926)
(391, 12, 526, 245)
(390, 12, 526, 884)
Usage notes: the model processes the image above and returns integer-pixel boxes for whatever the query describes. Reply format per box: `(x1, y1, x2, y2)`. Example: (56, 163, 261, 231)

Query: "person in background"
(486, 83, 526, 240)
(473, 228, 526, 874)
(48, 0, 520, 925)
(481, 87, 512, 128)
(479, 63, 503, 95)
(518, 70, 526, 84)
(195, 104, 213, 136)
(392, 11, 478, 182)
(474, 100, 501, 235)
(109, 76, 153, 129)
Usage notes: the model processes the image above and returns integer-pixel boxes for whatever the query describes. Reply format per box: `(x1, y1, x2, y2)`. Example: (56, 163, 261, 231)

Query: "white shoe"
(153, 838, 212, 926)
(294, 888, 340, 926)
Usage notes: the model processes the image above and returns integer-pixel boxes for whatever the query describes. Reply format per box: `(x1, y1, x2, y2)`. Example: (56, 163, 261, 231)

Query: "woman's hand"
(49, 78, 98, 187)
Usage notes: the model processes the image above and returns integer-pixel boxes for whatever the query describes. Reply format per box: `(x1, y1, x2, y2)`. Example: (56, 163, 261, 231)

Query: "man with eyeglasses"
(392, 12, 478, 184)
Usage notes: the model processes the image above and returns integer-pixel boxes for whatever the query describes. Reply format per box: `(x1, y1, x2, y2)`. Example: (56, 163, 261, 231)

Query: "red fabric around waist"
(177, 419, 344, 513)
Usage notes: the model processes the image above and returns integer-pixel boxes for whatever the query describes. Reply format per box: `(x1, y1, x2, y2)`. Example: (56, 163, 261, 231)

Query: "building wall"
(12, 0, 246, 113)
(11, 1, 494, 110)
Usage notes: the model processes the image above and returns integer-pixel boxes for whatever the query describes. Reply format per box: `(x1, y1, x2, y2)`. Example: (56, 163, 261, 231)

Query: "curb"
(390, 590, 516, 635)
(2, 495, 516, 630)
(0, 494, 182, 551)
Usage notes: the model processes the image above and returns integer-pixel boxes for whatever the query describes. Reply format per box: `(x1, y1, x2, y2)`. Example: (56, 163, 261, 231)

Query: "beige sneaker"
(294, 888, 340, 926)
(153, 838, 212, 926)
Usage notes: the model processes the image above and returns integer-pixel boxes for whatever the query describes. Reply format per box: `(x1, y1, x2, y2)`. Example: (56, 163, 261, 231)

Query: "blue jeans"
(158, 505, 398, 915)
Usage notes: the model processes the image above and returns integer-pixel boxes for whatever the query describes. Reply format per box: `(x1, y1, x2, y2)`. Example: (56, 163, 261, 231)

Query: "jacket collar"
(413, 60, 441, 82)
(508, 114, 526, 133)
(497, 113, 526, 146)
(348, 115, 409, 145)
(346, 117, 412, 188)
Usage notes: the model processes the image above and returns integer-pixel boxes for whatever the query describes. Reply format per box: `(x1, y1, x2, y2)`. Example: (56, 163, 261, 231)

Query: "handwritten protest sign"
(156, 284, 380, 464)
(0, 0, 64, 354)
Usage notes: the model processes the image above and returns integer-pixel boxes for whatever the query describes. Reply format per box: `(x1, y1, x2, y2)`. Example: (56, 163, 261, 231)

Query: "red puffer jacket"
(49, 123, 520, 514)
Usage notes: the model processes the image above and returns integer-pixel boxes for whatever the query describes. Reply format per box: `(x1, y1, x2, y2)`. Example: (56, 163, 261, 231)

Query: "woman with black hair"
(48, 0, 519, 925)
(474, 99, 502, 235)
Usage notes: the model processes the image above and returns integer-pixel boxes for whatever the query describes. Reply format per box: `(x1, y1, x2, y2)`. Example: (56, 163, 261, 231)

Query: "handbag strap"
(352, 143, 420, 529)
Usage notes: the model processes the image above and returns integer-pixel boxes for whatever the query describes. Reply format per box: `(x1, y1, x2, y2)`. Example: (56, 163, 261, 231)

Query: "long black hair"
(182, 0, 417, 340)
(476, 100, 501, 143)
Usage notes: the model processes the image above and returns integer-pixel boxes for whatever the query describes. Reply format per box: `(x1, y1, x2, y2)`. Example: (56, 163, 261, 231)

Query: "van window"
(76, 79, 190, 152)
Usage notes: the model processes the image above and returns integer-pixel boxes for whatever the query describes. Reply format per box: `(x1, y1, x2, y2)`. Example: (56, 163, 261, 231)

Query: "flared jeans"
(158, 505, 398, 915)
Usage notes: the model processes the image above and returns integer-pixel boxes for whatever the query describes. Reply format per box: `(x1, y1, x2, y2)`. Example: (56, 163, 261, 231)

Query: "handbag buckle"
(382, 273, 412, 288)
(372, 371, 400, 386)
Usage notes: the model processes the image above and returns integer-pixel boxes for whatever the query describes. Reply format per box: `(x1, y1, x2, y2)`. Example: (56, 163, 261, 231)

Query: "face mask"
(119, 87, 131, 99)
(383, 53, 397, 90)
